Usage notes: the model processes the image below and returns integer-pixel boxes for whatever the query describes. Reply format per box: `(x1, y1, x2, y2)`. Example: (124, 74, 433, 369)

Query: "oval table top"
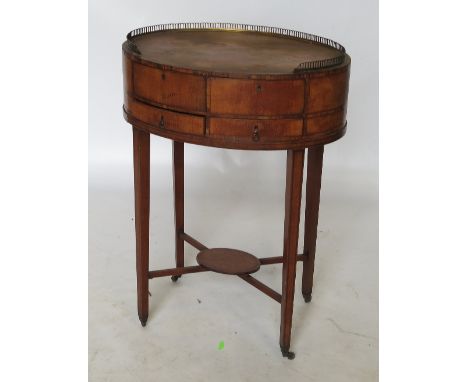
(128, 27, 345, 76)
(122, 23, 351, 150)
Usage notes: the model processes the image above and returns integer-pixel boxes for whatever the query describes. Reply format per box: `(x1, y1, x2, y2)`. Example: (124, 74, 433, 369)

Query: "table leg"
(280, 149, 305, 359)
(172, 141, 184, 282)
(133, 126, 150, 327)
(301, 146, 324, 302)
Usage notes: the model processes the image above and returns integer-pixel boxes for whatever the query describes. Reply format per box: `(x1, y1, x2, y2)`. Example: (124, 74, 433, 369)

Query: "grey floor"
(89, 154, 378, 381)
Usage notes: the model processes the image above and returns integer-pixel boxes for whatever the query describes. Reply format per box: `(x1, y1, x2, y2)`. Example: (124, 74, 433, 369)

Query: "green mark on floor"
(218, 341, 224, 350)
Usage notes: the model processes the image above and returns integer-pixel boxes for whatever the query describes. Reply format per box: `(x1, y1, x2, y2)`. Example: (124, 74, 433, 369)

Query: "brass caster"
(281, 348, 295, 360)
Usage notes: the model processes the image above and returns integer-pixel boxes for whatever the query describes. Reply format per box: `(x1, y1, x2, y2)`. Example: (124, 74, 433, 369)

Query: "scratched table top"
(127, 24, 346, 75)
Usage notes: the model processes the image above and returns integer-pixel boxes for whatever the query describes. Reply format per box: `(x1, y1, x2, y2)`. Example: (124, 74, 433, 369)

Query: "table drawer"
(209, 78, 304, 116)
(209, 118, 303, 141)
(122, 55, 133, 106)
(133, 63, 206, 111)
(127, 98, 205, 136)
(306, 108, 346, 134)
(306, 69, 350, 113)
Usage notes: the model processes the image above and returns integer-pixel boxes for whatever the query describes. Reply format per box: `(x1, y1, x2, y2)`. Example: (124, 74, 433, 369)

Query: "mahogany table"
(122, 23, 350, 359)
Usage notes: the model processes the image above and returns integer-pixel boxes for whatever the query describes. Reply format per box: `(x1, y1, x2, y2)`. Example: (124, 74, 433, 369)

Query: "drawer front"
(127, 98, 205, 136)
(133, 63, 206, 111)
(306, 69, 350, 113)
(209, 118, 303, 141)
(306, 108, 346, 134)
(209, 78, 304, 116)
(122, 55, 133, 105)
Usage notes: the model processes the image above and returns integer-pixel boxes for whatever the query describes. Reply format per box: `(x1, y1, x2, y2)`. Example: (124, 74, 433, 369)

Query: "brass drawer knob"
(252, 126, 260, 141)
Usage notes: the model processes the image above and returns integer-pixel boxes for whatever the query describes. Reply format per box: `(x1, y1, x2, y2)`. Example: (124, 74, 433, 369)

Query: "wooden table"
(122, 23, 350, 359)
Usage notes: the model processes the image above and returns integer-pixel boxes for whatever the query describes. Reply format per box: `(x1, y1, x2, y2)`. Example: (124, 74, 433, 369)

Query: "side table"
(122, 23, 350, 359)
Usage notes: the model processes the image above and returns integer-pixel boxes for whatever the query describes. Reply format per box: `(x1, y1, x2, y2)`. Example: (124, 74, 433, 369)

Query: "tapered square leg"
(132, 127, 150, 326)
(301, 146, 324, 303)
(280, 149, 305, 359)
(172, 141, 184, 282)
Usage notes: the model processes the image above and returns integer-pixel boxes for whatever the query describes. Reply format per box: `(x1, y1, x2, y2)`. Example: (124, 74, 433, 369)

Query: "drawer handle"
(252, 126, 260, 142)
(159, 115, 165, 129)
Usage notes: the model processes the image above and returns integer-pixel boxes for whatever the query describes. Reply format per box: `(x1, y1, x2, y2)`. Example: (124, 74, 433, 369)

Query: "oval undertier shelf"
(196, 248, 261, 275)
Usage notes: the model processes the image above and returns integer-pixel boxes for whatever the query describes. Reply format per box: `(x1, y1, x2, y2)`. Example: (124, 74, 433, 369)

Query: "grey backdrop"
(89, 1, 378, 381)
